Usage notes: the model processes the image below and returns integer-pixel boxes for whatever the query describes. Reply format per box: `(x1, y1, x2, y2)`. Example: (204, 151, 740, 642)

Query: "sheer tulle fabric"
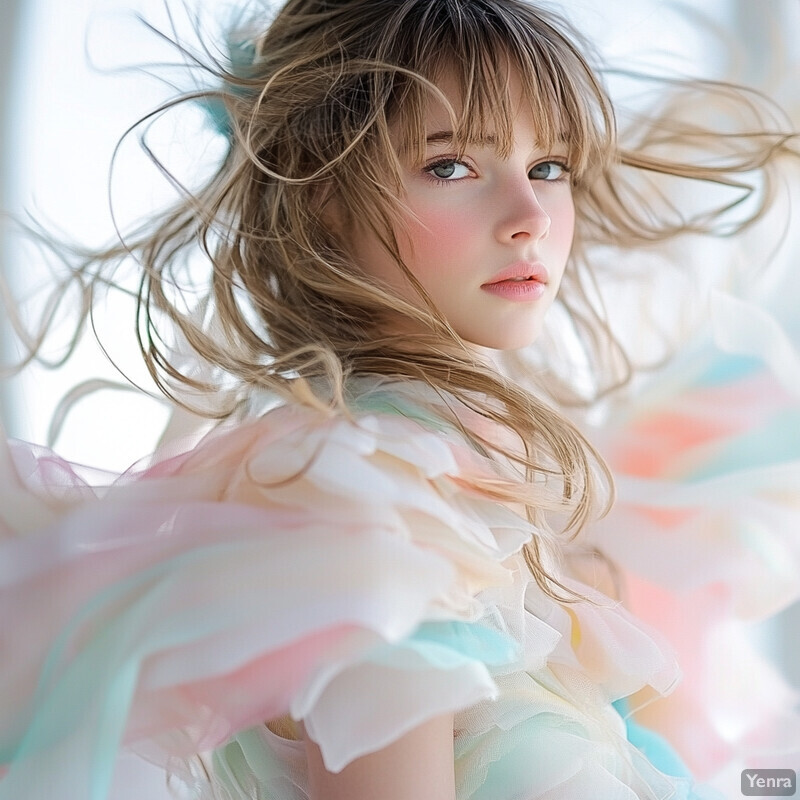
(583, 289, 800, 784)
(0, 385, 722, 800)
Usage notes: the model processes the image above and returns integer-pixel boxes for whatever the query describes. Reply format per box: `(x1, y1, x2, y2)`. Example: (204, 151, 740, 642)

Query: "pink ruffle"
(0, 395, 688, 800)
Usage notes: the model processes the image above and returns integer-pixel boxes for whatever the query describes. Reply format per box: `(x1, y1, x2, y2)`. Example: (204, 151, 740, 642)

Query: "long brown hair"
(6, 0, 798, 599)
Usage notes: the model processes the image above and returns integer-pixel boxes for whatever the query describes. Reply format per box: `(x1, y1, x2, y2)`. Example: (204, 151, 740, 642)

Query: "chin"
(461, 322, 545, 352)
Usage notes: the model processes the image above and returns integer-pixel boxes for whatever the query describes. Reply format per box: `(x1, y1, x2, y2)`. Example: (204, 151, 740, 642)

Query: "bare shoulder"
(300, 713, 456, 800)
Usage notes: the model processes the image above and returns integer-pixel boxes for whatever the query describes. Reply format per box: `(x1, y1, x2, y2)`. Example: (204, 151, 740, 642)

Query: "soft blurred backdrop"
(1, 0, 798, 793)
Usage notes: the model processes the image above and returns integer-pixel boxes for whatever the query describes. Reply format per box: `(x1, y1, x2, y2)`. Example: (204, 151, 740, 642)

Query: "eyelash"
(422, 159, 473, 186)
(422, 157, 573, 186)
(530, 160, 572, 183)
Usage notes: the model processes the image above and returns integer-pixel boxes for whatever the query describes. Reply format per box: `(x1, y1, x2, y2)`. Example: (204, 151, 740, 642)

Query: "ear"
(312, 181, 350, 240)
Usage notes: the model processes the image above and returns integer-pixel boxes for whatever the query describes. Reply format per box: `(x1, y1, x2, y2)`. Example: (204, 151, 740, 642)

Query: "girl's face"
(348, 69, 575, 352)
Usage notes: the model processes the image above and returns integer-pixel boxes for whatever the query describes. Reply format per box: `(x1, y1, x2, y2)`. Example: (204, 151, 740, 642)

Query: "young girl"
(2, 1, 799, 798)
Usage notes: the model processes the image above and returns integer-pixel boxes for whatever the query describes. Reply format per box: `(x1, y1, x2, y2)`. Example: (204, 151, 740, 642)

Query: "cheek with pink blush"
(400, 207, 478, 281)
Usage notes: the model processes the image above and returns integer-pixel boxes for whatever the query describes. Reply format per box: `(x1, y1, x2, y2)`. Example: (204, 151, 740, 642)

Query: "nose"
(493, 180, 551, 244)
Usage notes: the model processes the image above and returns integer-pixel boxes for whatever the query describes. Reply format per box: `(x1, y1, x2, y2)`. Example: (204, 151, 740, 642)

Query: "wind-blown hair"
(6, 0, 798, 598)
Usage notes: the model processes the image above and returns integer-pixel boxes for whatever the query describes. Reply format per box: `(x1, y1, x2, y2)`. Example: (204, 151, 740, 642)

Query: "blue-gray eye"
(426, 161, 470, 180)
(529, 161, 569, 181)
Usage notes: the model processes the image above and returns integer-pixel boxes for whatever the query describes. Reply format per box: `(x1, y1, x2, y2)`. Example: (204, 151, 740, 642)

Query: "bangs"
(388, 0, 615, 182)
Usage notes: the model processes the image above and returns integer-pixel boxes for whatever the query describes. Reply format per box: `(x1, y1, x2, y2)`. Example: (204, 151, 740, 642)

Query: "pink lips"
(481, 261, 549, 302)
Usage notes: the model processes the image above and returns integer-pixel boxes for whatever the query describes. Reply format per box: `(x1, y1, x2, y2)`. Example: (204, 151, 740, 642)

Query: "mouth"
(481, 276, 548, 302)
(483, 261, 549, 286)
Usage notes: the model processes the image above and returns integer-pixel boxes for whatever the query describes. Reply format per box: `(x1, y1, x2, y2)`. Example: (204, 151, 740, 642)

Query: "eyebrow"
(425, 130, 498, 146)
(424, 130, 569, 149)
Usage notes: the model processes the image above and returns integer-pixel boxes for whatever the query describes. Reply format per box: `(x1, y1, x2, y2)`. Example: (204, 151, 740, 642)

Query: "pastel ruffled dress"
(0, 375, 735, 800)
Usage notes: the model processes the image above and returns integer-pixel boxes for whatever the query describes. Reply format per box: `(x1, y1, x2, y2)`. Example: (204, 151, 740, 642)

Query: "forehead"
(370, 0, 613, 179)
(395, 64, 569, 157)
